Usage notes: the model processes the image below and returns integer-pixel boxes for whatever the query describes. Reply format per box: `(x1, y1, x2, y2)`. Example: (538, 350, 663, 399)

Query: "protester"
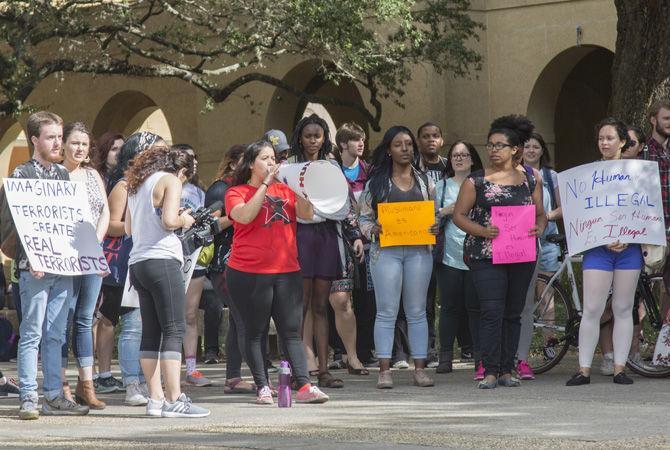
(225, 140, 329, 404)
(96, 132, 162, 405)
(171, 144, 212, 387)
(6, 111, 89, 418)
(328, 123, 368, 375)
(289, 114, 354, 389)
(264, 129, 291, 162)
(417, 122, 451, 367)
(92, 132, 124, 187)
(566, 118, 641, 387)
(434, 141, 484, 377)
(516, 132, 562, 380)
(453, 115, 545, 389)
(206, 145, 256, 393)
(59, 122, 109, 409)
(125, 144, 210, 417)
(623, 126, 646, 160)
(359, 125, 437, 389)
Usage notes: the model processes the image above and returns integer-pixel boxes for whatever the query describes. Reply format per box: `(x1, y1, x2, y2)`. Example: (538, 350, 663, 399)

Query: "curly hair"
(290, 114, 334, 162)
(125, 144, 195, 195)
(93, 132, 124, 178)
(488, 115, 534, 165)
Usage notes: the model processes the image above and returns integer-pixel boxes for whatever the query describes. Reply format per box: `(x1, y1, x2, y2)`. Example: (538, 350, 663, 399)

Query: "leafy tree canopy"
(0, 0, 482, 130)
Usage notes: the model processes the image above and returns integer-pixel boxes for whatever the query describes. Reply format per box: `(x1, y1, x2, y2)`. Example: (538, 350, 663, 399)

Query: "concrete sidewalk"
(1, 358, 669, 449)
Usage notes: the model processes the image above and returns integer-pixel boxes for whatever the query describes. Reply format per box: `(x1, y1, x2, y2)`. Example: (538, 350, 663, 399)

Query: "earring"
(84, 156, 91, 163)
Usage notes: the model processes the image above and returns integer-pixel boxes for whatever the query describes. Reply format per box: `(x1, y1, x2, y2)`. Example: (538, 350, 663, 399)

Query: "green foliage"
(0, 0, 482, 129)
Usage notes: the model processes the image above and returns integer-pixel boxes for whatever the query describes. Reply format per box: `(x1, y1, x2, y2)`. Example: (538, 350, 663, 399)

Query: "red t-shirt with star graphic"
(225, 183, 300, 273)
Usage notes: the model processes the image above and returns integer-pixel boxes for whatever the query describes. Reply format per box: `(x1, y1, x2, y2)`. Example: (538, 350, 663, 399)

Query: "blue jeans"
(62, 274, 102, 368)
(119, 308, 144, 386)
(18, 272, 73, 401)
(370, 245, 432, 360)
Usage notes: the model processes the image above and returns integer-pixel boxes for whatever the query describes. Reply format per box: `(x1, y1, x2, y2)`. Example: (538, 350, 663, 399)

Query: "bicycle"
(526, 233, 670, 377)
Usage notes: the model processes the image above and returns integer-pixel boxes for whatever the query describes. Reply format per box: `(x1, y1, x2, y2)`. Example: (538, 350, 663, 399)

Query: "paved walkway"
(1, 357, 669, 449)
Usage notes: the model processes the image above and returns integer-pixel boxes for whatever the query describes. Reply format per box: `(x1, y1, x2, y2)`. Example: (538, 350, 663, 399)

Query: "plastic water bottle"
(277, 360, 292, 408)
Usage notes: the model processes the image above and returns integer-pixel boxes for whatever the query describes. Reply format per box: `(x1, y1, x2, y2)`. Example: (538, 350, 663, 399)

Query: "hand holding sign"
(490, 205, 537, 264)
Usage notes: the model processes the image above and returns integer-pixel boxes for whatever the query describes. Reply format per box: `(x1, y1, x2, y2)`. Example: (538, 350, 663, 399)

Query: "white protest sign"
(3, 178, 108, 275)
(121, 248, 201, 308)
(558, 159, 666, 256)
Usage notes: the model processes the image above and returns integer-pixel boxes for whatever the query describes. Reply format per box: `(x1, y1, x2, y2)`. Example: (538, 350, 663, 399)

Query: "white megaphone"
(276, 161, 349, 220)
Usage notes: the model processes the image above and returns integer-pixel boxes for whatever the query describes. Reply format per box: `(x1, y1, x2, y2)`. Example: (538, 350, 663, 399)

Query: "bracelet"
(261, 182, 269, 188)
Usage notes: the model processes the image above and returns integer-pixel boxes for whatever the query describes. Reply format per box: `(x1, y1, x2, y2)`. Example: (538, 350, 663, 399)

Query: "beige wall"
(0, 0, 617, 180)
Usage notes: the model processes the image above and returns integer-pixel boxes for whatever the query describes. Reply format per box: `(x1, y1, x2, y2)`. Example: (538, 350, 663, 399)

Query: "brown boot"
(75, 379, 106, 410)
(62, 381, 74, 402)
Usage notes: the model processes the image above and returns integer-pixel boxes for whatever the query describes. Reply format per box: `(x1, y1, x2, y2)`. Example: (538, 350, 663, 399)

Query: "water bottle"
(277, 360, 292, 408)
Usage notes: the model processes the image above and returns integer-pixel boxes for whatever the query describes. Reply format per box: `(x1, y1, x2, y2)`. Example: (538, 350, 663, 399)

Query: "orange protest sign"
(378, 201, 437, 247)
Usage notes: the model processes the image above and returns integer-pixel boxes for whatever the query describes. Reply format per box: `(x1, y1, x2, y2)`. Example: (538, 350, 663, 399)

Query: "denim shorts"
(582, 244, 643, 271)
(538, 241, 560, 272)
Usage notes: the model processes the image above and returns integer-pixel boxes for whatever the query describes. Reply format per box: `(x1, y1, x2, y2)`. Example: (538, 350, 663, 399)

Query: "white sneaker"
(146, 397, 164, 417)
(125, 380, 149, 406)
(392, 360, 410, 369)
(600, 356, 614, 376)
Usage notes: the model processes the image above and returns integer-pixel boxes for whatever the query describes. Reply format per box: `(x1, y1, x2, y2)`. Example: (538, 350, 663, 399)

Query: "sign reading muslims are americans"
(558, 160, 666, 256)
(3, 178, 109, 275)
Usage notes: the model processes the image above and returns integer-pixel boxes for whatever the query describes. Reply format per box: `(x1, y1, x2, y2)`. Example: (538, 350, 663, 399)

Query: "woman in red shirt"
(226, 140, 330, 405)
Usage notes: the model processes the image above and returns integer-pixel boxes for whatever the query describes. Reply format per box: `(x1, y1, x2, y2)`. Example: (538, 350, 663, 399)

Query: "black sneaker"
(460, 351, 474, 362)
(96, 376, 124, 394)
(266, 360, 279, 374)
(613, 372, 634, 385)
(204, 352, 220, 365)
(566, 372, 590, 386)
(0, 377, 20, 398)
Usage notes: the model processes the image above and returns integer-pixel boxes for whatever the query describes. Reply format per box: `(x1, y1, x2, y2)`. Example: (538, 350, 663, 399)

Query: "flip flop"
(318, 371, 344, 389)
(223, 378, 255, 394)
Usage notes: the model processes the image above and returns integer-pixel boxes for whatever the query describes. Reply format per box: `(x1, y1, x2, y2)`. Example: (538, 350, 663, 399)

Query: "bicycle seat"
(546, 233, 566, 244)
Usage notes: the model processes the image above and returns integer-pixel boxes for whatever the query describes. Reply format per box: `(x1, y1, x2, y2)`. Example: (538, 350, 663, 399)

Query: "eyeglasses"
(485, 142, 513, 151)
(451, 153, 471, 160)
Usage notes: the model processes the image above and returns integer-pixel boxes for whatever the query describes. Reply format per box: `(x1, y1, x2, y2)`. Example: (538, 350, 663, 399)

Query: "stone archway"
(264, 60, 369, 147)
(92, 90, 173, 143)
(0, 120, 29, 178)
(527, 46, 614, 170)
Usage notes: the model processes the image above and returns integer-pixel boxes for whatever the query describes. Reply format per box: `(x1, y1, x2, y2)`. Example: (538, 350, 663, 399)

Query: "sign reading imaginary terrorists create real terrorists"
(3, 178, 108, 275)
(558, 160, 666, 256)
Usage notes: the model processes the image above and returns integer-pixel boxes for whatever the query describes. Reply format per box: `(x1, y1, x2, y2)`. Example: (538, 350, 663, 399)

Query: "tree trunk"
(610, 0, 670, 129)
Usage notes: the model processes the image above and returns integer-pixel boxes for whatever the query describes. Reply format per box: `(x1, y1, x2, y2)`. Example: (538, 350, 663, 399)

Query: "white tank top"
(128, 171, 183, 265)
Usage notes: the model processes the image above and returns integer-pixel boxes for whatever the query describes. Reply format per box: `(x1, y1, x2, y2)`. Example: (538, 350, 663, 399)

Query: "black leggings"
(226, 267, 309, 388)
(469, 260, 534, 377)
(436, 264, 480, 362)
(130, 259, 186, 361)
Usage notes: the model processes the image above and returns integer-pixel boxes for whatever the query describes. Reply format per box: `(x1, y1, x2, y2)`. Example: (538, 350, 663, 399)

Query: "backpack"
(0, 317, 18, 362)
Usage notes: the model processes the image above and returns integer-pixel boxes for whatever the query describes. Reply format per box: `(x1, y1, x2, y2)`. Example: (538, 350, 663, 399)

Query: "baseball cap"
(263, 129, 290, 153)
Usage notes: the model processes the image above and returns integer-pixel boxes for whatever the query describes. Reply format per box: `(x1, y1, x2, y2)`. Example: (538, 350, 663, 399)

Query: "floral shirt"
(463, 169, 536, 262)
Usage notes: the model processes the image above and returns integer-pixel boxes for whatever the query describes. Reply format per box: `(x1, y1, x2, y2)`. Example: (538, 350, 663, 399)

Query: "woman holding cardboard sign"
(565, 118, 642, 387)
(359, 125, 437, 389)
(225, 140, 330, 405)
(453, 115, 546, 389)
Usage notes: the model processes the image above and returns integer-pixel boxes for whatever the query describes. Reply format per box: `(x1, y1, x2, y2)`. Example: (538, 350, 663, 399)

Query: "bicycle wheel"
(527, 273, 576, 374)
(626, 274, 670, 378)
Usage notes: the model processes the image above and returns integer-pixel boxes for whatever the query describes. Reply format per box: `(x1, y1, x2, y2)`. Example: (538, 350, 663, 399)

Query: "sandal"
(346, 361, 370, 376)
(318, 371, 344, 389)
(308, 369, 320, 377)
(224, 377, 256, 394)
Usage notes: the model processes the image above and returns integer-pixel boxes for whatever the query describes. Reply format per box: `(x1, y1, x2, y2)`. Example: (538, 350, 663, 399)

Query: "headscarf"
(107, 131, 162, 192)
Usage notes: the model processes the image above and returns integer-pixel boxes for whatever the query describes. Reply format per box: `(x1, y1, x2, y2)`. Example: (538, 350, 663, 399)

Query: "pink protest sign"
(491, 205, 536, 264)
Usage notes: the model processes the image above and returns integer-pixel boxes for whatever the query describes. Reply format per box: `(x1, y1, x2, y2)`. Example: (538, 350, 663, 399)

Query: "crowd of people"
(0, 98, 669, 418)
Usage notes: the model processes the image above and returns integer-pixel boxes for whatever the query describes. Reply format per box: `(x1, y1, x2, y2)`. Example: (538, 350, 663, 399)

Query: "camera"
(178, 201, 223, 255)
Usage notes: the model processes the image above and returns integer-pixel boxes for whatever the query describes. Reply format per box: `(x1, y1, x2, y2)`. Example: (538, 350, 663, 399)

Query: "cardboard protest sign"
(3, 178, 108, 275)
(491, 205, 536, 264)
(121, 248, 201, 308)
(558, 160, 666, 256)
(378, 201, 436, 247)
